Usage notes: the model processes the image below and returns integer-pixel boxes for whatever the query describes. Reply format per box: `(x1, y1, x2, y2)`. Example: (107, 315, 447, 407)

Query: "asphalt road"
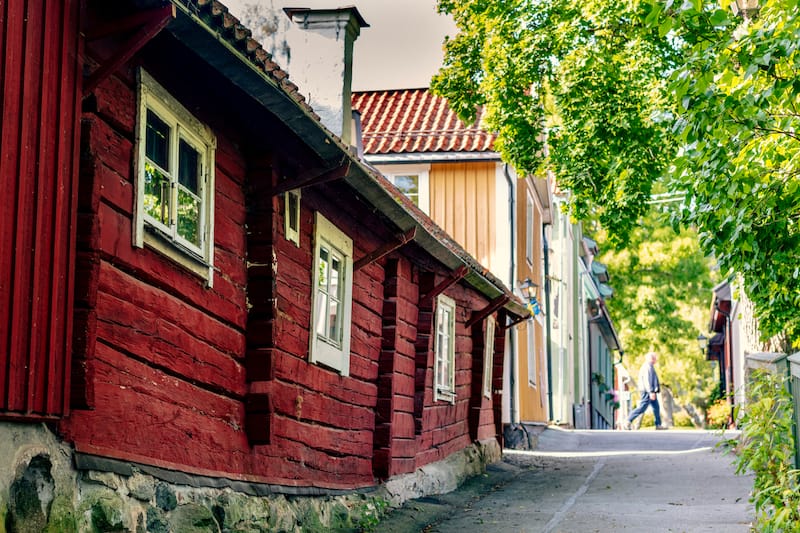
(379, 428, 754, 533)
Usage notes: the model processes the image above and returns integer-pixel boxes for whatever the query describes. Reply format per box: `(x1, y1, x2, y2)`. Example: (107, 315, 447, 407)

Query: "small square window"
(434, 294, 456, 403)
(483, 315, 495, 399)
(378, 164, 430, 214)
(134, 69, 216, 284)
(285, 189, 301, 246)
(392, 175, 420, 206)
(309, 213, 353, 375)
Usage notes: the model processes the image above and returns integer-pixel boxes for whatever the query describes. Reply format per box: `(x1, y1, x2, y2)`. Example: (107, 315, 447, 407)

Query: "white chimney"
(283, 7, 368, 146)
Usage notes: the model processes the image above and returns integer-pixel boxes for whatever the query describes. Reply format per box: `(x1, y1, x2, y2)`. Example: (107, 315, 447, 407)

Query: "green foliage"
(725, 369, 800, 531)
(596, 208, 718, 408)
(433, 0, 675, 244)
(434, 0, 800, 344)
(355, 497, 390, 532)
(672, 411, 696, 428)
(706, 399, 731, 429)
(660, 0, 800, 341)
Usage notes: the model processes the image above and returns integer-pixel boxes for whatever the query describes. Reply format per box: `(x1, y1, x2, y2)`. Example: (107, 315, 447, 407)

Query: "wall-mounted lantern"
(697, 333, 708, 354)
(519, 278, 541, 316)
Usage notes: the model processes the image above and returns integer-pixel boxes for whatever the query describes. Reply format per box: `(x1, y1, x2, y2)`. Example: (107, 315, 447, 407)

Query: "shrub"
(706, 399, 730, 429)
(723, 369, 800, 532)
(672, 411, 695, 428)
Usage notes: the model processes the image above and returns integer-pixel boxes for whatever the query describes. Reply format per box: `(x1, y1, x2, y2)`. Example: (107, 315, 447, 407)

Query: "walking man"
(624, 352, 665, 430)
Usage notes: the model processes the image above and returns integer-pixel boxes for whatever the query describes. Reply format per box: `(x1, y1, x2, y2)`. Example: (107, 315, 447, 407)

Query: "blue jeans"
(628, 391, 661, 427)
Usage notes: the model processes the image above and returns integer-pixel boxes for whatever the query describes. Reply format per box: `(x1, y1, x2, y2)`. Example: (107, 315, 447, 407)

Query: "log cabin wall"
(54, 0, 514, 492)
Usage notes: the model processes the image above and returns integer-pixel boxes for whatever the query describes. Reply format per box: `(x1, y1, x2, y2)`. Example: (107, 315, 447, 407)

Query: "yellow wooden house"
(352, 89, 551, 427)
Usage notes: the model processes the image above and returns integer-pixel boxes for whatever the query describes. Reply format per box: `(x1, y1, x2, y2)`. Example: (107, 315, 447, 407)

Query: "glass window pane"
(288, 192, 299, 230)
(315, 291, 328, 337)
(178, 139, 200, 194)
(144, 161, 169, 224)
(177, 187, 201, 246)
(146, 110, 170, 170)
(330, 256, 340, 294)
(318, 247, 329, 289)
(328, 298, 340, 341)
(394, 175, 420, 206)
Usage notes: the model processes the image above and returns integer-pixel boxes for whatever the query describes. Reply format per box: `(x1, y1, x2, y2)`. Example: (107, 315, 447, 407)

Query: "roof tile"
(352, 89, 496, 155)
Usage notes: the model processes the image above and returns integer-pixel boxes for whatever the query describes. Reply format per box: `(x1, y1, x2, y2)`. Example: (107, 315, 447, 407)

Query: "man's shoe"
(655, 425, 669, 430)
(623, 421, 632, 430)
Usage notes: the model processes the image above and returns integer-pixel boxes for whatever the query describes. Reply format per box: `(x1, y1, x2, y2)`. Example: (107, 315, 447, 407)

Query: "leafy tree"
(432, 0, 677, 245)
(433, 0, 800, 342)
(656, 0, 800, 341)
(594, 207, 719, 410)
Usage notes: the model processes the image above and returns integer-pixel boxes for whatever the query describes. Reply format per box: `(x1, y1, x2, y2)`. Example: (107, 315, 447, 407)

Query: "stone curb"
(374, 459, 526, 532)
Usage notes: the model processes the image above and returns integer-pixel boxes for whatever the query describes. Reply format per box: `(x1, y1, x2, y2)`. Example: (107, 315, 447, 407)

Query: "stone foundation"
(0, 423, 500, 532)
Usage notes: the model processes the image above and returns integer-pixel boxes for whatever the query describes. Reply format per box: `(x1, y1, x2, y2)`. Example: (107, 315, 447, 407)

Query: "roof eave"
(168, 1, 528, 320)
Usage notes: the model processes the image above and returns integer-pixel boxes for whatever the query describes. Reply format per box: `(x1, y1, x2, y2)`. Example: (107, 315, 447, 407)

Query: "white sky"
(222, 0, 457, 90)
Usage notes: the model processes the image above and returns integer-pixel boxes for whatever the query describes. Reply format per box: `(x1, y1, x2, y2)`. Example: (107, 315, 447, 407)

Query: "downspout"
(504, 164, 517, 424)
(544, 224, 553, 422)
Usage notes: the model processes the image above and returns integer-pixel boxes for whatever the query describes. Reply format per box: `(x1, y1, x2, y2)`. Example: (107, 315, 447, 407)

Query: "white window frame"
(309, 212, 353, 376)
(483, 315, 495, 399)
(285, 189, 301, 246)
(378, 164, 431, 214)
(527, 320, 537, 387)
(133, 69, 216, 284)
(434, 294, 457, 403)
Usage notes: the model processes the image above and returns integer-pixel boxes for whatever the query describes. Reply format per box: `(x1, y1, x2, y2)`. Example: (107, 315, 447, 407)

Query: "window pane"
(318, 247, 329, 288)
(177, 187, 201, 246)
(394, 175, 420, 206)
(145, 110, 170, 169)
(178, 139, 200, 194)
(288, 192, 299, 230)
(328, 297, 340, 341)
(330, 256, 340, 293)
(144, 161, 169, 224)
(315, 291, 328, 337)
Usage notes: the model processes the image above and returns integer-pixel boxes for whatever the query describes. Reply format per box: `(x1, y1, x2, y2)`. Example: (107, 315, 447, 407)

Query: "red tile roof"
(352, 89, 496, 155)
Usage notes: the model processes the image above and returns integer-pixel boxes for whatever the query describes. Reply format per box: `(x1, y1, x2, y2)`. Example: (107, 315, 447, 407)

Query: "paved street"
(379, 428, 754, 533)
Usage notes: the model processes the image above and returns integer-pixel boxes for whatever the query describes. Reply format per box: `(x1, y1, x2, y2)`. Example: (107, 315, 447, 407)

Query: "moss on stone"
(167, 503, 218, 532)
(89, 492, 125, 532)
(44, 495, 76, 533)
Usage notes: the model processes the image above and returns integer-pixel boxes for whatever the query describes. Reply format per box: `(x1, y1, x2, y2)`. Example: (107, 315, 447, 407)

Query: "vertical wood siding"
(517, 180, 548, 423)
(0, 0, 81, 418)
(429, 162, 497, 271)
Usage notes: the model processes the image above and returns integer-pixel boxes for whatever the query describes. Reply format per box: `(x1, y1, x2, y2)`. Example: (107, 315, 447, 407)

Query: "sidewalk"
(373, 427, 753, 532)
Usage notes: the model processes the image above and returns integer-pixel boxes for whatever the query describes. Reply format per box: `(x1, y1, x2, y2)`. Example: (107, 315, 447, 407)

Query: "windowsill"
(143, 225, 212, 285)
(435, 389, 456, 404)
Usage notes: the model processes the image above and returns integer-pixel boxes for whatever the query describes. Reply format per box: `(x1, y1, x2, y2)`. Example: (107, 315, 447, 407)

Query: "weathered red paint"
(0, 0, 82, 419)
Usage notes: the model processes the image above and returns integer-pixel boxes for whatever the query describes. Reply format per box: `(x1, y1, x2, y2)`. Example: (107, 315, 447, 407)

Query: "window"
(379, 164, 430, 214)
(483, 315, 495, 398)
(526, 192, 534, 265)
(527, 320, 537, 386)
(309, 212, 353, 375)
(434, 294, 456, 402)
(393, 175, 420, 204)
(134, 69, 216, 283)
(285, 189, 301, 246)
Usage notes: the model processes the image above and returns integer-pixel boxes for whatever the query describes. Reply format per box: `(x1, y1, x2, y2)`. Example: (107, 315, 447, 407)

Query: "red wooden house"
(1, 0, 528, 522)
